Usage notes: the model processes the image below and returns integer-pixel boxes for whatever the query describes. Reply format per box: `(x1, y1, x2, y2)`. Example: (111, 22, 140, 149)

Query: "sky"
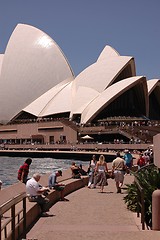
(0, 0, 160, 80)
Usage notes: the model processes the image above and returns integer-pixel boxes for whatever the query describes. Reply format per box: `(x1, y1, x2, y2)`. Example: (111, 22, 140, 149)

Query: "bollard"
(152, 189, 160, 230)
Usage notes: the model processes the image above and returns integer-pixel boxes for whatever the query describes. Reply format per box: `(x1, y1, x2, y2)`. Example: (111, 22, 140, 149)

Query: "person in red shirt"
(137, 153, 146, 169)
(18, 158, 32, 184)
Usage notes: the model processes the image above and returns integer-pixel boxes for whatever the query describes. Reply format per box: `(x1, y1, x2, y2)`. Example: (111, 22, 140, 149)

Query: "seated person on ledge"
(48, 170, 68, 201)
(26, 173, 50, 217)
(71, 162, 81, 179)
(79, 164, 87, 176)
(0, 180, 2, 190)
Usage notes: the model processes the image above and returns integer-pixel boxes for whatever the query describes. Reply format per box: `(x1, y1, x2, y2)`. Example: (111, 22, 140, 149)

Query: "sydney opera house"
(0, 24, 159, 147)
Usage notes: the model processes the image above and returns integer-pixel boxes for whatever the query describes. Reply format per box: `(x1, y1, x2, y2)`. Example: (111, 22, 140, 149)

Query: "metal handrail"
(0, 192, 26, 240)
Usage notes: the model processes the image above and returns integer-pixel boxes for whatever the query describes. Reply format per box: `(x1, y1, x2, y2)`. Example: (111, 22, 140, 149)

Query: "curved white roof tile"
(0, 24, 74, 123)
(0, 54, 4, 75)
(81, 76, 148, 124)
(70, 49, 135, 118)
(39, 82, 73, 117)
(70, 86, 99, 116)
(147, 79, 160, 95)
(23, 78, 72, 117)
(97, 45, 120, 62)
(72, 56, 134, 95)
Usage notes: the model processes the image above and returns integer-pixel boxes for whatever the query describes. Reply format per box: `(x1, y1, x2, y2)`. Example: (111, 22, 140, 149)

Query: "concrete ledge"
(0, 169, 74, 206)
(26, 175, 89, 228)
(1, 169, 89, 239)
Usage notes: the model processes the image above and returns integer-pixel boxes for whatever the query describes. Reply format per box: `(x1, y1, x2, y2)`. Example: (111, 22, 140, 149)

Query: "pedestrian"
(0, 180, 2, 190)
(93, 155, 108, 193)
(48, 170, 68, 201)
(79, 164, 87, 175)
(0, 180, 3, 217)
(143, 152, 150, 165)
(87, 155, 97, 188)
(17, 158, 32, 184)
(137, 153, 146, 169)
(70, 162, 81, 179)
(26, 173, 50, 217)
(112, 151, 126, 193)
(123, 149, 133, 171)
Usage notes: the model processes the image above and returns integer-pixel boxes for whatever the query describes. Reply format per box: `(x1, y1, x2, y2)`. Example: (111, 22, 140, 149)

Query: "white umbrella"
(81, 135, 93, 140)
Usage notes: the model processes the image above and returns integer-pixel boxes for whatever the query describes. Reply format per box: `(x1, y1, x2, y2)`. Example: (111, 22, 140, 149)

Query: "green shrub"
(124, 164, 160, 228)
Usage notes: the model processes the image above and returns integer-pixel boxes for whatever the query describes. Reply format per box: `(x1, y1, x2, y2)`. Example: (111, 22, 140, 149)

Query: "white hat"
(124, 149, 129, 153)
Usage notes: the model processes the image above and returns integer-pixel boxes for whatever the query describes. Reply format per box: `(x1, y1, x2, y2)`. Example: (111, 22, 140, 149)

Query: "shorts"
(114, 170, 124, 183)
(126, 162, 132, 168)
(72, 173, 81, 179)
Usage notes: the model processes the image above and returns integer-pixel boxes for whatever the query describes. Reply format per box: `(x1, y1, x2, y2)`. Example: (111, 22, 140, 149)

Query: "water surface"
(0, 156, 89, 188)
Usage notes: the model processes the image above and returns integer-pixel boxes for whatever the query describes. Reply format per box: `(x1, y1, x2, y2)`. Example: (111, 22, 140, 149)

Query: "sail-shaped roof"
(0, 24, 157, 124)
(81, 76, 148, 123)
(0, 24, 74, 123)
(147, 79, 160, 119)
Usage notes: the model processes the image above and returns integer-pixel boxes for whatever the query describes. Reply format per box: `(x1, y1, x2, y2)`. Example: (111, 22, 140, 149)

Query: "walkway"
(26, 174, 160, 240)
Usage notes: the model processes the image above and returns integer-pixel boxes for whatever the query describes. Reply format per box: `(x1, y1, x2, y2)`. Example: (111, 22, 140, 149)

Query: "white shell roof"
(147, 79, 160, 95)
(0, 24, 152, 124)
(81, 76, 148, 124)
(0, 24, 74, 123)
(70, 86, 99, 115)
(72, 56, 134, 93)
(23, 78, 73, 117)
(97, 45, 120, 61)
(70, 46, 135, 118)
(22, 44, 137, 121)
(0, 54, 4, 75)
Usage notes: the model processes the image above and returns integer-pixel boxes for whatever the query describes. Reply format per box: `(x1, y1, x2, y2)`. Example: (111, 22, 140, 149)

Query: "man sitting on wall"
(48, 170, 68, 201)
(70, 162, 81, 179)
(26, 173, 50, 217)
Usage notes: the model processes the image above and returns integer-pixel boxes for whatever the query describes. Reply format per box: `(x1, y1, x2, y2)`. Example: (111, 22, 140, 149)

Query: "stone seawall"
(0, 169, 89, 239)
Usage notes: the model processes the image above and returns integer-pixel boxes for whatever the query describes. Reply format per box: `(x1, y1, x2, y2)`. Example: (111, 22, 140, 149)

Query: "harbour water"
(0, 156, 89, 188)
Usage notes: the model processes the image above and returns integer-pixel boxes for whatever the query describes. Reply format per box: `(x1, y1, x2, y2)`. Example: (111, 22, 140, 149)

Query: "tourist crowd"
(11, 147, 153, 217)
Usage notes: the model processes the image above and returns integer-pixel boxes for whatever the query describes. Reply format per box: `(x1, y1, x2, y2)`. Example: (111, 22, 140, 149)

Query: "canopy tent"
(81, 135, 94, 140)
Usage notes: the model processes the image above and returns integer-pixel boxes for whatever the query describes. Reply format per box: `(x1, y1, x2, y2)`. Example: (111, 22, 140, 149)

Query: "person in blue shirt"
(48, 170, 68, 201)
(123, 149, 133, 170)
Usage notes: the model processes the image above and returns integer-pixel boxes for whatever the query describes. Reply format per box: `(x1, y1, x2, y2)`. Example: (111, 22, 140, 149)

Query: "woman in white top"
(88, 155, 97, 188)
(94, 155, 108, 193)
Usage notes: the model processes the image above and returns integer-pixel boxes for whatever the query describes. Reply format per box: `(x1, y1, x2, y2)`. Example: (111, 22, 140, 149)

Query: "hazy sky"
(0, 0, 160, 79)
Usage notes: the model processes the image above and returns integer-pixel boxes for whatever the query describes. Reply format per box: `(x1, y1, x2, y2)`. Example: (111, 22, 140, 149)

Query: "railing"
(134, 177, 145, 230)
(0, 192, 26, 240)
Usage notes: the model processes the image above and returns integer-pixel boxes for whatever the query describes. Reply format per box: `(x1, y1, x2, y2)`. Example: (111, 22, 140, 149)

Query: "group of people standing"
(16, 148, 152, 216)
(87, 154, 108, 193)
(87, 150, 133, 193)
(87, 148, 153, 193)
(136, 148, 153, 169)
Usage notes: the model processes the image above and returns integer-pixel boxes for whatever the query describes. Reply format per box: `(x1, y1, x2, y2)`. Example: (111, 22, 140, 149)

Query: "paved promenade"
(26, 174, 160, 240)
